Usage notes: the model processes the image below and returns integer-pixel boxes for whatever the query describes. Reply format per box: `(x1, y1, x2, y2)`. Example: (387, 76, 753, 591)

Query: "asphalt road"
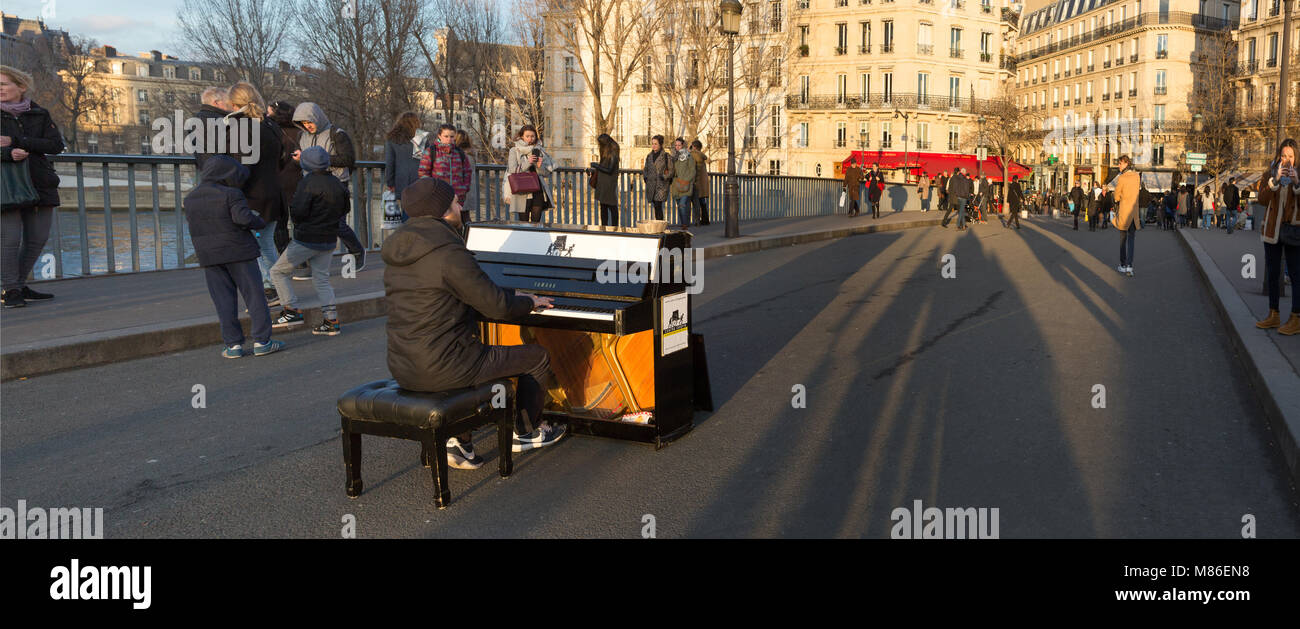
(3, 215, 1298, 538)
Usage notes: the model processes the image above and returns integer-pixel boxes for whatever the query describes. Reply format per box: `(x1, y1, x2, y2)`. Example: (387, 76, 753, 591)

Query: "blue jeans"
(204, 259, 271, 346)
(1119, 223, 1136, 267)
(254, 220, 279, 289)
(1225, 209, 1236, 234)
(955, 197, 968, 228)
(270, 241, 337, 320)
(675, 196, 692, 229)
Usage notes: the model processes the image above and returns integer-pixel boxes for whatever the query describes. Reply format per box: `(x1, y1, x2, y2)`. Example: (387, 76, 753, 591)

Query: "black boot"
(2, 289, 26, 308)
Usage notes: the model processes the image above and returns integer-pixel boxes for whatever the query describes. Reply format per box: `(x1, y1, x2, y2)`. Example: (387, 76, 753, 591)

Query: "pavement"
(1179, 225, 1300, 487)
(0, 210, 940, 381)
(3, 213, 1297, 538)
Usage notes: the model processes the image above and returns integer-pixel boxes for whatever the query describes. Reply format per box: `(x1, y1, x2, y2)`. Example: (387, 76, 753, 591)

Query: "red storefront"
(838, 150, 1031, 183)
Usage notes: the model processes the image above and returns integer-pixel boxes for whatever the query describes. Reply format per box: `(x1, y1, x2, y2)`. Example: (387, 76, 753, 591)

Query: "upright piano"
(466, 222, 712, 448)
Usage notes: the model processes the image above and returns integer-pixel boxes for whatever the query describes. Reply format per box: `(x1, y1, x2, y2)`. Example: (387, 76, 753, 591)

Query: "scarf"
(411, 130, 429, 159)
(676, 150, 690, 162)
(1, 98, 32, 117)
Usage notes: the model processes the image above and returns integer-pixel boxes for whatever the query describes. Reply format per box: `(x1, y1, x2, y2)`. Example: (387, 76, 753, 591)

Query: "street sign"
(1186, 152, 1207, 161)
(976, 147, 988, 161)
(1187, 156, 1206, 164)
(1190, 164, 1203, 172)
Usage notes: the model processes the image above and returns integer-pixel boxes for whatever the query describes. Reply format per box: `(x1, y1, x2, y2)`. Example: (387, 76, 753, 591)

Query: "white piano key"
(536, 308, 615, 321)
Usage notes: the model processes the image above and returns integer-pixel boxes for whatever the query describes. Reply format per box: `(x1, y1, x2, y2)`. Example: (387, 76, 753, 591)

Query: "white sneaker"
(1117, 265, 1128, 274)
(1126, 266, 1134, 277)
(512, 421, 567, 452)
(446, 437, 484, 470)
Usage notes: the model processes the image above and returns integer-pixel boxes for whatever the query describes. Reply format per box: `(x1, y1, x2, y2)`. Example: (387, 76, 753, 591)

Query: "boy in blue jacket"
(183, 155, 285, 357)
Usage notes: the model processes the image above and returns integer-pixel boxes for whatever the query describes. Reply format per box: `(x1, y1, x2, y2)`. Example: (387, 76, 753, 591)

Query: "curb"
(2, 217, 942, 381)
(1176, 229, 1300, 488)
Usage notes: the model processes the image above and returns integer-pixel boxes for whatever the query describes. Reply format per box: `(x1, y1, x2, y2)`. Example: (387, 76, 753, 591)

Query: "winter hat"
(401, 177, 456, 218)
(299, 146, 330, 172)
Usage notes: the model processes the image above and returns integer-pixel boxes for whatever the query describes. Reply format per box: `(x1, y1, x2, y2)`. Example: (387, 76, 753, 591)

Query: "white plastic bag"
(381, 189, 403, 230)
(839, 191, 847, 208)
(501, 176, 513, 203)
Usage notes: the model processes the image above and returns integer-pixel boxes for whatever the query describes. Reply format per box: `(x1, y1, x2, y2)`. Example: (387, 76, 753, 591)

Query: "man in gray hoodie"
(292, 102, 365, 269)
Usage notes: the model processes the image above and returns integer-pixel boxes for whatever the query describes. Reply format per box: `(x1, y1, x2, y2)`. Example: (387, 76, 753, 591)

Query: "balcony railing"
(1087, 64, 1094, 72)
(1032, 77, 1038, 84)
(835, 138, 847, 148)
(981, 3, 992, 13)
(1054, 72, 1060, 79)
(1103, 60, 1111, 68)
(1002, 7, 1020, 26)
(1128, 88, 1137, 97)
(1267, 57, 1278, 68)
(635, 83, 651, 93)
(784, 91, 996, 113)
(767, 137, 782, 149)
(835, 46, 847, 55)
(1074, 97, 1081, 105)
(918, 44, 934, 55)
(1156, 49, 1168, 59)
(882, 43, 895, 53)
(1130, 54, 1138, 62)
(1102, 92, 1111, 101)
(1086, 96, 1094, 103)
(950, 48, 964, 58)
(860, 44, 871, 54)
(743, 136, 757, 148)
(1154, 86, 1167, 95)
(917, 140, 933, 149)
(1018, 12, 1234, 64)
(880, 140, 893, 148)
(999, 56, 1017, 71)
(769, 76, 783, 87)
(634, 135, 650, 147)
(1241, 60, 1259, 74)
(1113, 91, 1122, 99)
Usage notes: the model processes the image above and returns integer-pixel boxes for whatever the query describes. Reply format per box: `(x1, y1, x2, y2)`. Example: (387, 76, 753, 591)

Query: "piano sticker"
(661, 292, 689, 356)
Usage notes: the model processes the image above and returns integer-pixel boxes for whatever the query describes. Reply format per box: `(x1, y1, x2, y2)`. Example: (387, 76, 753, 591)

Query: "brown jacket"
(691, 149, 710, 198)
(1112, 168, 1142, 230)
(1258, 168, 1300, 245)
(843, 165, 863, 202)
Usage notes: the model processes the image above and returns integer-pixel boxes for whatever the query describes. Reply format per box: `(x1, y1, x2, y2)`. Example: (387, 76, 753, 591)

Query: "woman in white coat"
(506, 125, 555, 222)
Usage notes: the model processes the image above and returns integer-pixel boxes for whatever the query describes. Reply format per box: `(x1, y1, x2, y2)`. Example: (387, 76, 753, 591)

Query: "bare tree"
(371, 0, 423, 122)
(294, 0, 382, 158)
(974, 81, 1044, 187)
(1186, 30, 1240, 193)
(544, 0, 666, 137)
(175, 0, 297, 98)
(496, 0, 548, 139)
(26, 35, 116, 152)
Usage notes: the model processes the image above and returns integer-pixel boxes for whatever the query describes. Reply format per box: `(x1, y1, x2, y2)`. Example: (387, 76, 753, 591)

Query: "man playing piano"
(382, 178, 568, 470)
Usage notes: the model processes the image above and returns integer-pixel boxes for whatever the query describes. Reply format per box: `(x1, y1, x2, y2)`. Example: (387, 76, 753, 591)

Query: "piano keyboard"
(537, 307, 615, 321)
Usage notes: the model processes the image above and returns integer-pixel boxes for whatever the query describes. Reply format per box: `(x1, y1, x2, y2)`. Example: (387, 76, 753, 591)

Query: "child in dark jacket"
(183, 155, 284, 358)
(269, 146, 348, 335)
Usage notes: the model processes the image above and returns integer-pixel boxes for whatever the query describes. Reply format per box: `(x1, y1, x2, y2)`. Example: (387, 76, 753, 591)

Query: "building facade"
(1232, 0, 1300, 169)
(1011, 0, 1238, 190)
(786, 0, 1021, 179)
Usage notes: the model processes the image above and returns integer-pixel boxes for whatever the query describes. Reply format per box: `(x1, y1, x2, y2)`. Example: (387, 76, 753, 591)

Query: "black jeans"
(599, 203, 618, 226)
(459, 344, 555, 444)
(1119, 223, 1136, 267)
(1006, 206, 1020, 228)
(651, 200, 665, 221)
(1, 205, 53, 290)
(1265, 241, 1300, 313)
(694, 196, 709, 225)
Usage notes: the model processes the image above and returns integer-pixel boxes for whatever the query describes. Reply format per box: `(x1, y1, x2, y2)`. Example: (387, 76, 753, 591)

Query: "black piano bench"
(336, 378, 516, 509)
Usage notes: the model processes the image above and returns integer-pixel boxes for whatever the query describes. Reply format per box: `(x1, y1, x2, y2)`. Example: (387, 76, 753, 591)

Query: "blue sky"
(7, 0, 184, 56)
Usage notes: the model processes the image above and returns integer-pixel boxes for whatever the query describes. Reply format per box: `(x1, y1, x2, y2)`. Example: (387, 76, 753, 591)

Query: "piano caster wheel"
(346, 480, 363, 498)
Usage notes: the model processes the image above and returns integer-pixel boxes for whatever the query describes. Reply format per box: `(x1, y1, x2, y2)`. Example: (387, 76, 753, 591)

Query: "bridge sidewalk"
(1, 210, 940, 380)
(1180, 226, 1300, 487)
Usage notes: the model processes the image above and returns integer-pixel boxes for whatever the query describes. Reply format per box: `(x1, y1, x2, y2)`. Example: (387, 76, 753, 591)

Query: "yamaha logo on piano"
(534, 281, 557, 289)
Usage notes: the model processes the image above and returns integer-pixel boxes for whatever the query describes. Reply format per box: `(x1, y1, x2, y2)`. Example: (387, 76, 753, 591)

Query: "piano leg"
(341, 415, 363, 498)
(498, 395, 515, 479)
(428, 435, 451, 509)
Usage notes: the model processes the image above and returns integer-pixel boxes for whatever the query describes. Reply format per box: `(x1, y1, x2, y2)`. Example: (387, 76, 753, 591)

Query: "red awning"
(842, 151, 1030, 183)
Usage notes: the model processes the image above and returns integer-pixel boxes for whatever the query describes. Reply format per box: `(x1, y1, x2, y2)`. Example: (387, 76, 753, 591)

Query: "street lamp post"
(1192, 113, 1203, 193)
(1279, 0, 1295, 147)
(721, 0, 743, 238)
(894, 109, 910, 184)
(859, 129, 867, 151)
(977, 115, 986, 179)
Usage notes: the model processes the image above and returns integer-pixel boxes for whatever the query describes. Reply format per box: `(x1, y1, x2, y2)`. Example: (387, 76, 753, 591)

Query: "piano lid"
(467, 223, 667, 279)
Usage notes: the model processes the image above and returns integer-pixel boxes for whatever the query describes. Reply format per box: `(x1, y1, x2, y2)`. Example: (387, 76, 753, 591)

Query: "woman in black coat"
(590, 133, 620, 227)
(224, 82, 284, 301)
(1, 66, 64, 308)
(269, 101, 302, 254)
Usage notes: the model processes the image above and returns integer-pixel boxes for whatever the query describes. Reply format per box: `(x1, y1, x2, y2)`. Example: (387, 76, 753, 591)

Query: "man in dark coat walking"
(942, 168, 972, 230)
(1004, 175, 1024, 229)
(866, 163, 885, 218)
(1222, 177, 1241, 234)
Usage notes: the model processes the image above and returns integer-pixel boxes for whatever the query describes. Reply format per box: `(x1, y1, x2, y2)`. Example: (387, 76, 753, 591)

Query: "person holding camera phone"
(1255, 138, 1300, 334)
(506, 125, 554, 223)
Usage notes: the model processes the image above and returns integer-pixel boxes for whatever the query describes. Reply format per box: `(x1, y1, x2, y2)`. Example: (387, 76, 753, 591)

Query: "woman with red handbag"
(506, 125, 554, 222)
